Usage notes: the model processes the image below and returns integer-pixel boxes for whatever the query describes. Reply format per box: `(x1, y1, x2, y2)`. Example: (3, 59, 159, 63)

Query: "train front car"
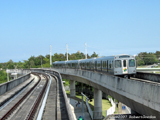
(114, 55, 136, 78)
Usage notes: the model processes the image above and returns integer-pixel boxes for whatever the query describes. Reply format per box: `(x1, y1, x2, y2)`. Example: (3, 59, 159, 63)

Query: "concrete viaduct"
(52, 68, 160, 120)
(7, 68, 160, 120)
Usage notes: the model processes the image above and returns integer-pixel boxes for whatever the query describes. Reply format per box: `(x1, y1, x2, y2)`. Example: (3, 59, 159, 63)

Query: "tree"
(22, 60, 30, 68)
(137, 52, 158, 65)
(17, 61, 23, 69)
(29, 60, 35, 68)
(7, 59, 14, 69)
(135, 56, 145, 66)
(91, 52, 98, 58)
(143, 53, 158, 65)
(155, 51, 160, 60)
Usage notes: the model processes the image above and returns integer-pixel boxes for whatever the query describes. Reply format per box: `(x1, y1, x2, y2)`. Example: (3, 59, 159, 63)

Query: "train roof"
(53, 54, 135, 64)
(53, 61, 67, 64)
(79, 57, 97, 62)
(66, 59, 81, 63)
(95, 56, 114, 60)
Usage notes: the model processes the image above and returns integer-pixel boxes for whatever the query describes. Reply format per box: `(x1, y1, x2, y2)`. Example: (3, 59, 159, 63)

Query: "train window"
(87, 62, 89, 67)
(115, 60, 121, 68)
(129, 59, 135, 67)
(103, 61, 107, 68)
(123, 60, 126, 67)
(109, 61, 111, 68)
(97, 61, 101, 67)
(91, 62, 94, 68)
(105, 61, 106, 67)
(119, 55, 130, 58)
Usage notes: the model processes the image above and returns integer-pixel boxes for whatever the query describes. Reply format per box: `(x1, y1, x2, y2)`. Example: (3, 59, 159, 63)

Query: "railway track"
(0, 72, 49, 120)
(42, 74, 57, 120)
(41, 74, 69, 120)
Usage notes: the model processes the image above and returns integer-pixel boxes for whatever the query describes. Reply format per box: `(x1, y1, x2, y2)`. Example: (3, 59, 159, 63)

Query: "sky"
(0, 0, 160, 62)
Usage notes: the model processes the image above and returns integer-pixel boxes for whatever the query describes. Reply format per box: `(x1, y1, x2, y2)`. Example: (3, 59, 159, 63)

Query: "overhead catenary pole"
(50, 45, 52, 68)
(66, 44, 68, 61)
(85, 42, 87, 59)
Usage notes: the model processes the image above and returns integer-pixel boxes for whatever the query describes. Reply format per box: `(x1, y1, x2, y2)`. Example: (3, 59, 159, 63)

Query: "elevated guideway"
(52, 68, 160, 119)
(6, 68, 160, 119)
(1, 69, 74, 120)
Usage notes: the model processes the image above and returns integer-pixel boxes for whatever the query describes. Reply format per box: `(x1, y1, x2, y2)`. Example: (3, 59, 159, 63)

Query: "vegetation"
(136, 51, 160, 66)
(0, 51, 98, 69)
(63, 79, 70, 86)
(0, 51, 160, 70)
(65, 90, 112, 117)
(0, 70, 8, 84)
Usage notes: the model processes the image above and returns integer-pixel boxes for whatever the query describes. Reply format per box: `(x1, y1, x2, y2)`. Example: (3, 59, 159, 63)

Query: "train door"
(122, 60, 128, 74)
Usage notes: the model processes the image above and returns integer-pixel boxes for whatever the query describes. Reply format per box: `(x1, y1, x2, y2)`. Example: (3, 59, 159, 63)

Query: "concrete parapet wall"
(0, 73, 31, 96)
(6, 69, 30, 75)
(136, 72, 160, 82)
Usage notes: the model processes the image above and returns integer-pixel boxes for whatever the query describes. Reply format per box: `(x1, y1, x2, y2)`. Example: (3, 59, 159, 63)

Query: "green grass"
(65, 90, 113, 117)
(62, 79, 70, 86)
(155, 72, 160, 74)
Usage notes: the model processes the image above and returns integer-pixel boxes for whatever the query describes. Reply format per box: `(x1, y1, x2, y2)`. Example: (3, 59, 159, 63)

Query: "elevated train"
(53, 54, 136, 78)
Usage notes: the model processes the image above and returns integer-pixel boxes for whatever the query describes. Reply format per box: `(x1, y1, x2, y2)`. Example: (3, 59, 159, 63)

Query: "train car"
(79, 58, 96, 70)
(95, 56, 114, 74)
(94, 55, 136, 78)
(53, 54, 136, 78)
(53, 61, 66, 68)
(66, 60, 81, 69)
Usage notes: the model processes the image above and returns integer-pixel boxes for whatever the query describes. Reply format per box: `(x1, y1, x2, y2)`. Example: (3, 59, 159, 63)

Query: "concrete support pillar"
(70, 80, 75, 97)
(94, 88, 102, 120)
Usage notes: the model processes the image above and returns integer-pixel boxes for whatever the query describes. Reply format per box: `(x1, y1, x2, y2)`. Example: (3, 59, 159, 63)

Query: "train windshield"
(129, 59, 135, 67)
(115, 60, 121, 68)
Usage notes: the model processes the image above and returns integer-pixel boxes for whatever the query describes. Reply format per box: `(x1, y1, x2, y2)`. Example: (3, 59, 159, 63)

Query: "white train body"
(53, 54, 136, 78)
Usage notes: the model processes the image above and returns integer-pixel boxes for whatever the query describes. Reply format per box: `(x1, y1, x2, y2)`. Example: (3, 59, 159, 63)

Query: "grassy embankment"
(63, 79, 117, 117)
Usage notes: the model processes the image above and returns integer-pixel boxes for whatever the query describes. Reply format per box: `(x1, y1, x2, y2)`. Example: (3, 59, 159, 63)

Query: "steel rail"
(0, 73, 41, 120)
(26, 73, 49, 120)
(36, 74, 51, 120)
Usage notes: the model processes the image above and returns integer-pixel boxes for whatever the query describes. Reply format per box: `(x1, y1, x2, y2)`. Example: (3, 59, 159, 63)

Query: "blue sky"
(0, 0, 160, 62)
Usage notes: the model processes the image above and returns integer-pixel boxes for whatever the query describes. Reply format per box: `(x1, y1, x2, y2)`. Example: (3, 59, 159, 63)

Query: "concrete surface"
(16, 68, 160, 120)
(70, 80, 75, 97)
(0, 73, 30, 96)
(53, 68, 160, 120)
(68, 97, 91, 120)
(136, 72, 160, 82)
(94, 88, 102, 120)
(30, 69, 75, 120)
(0, 75, 34, 107)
